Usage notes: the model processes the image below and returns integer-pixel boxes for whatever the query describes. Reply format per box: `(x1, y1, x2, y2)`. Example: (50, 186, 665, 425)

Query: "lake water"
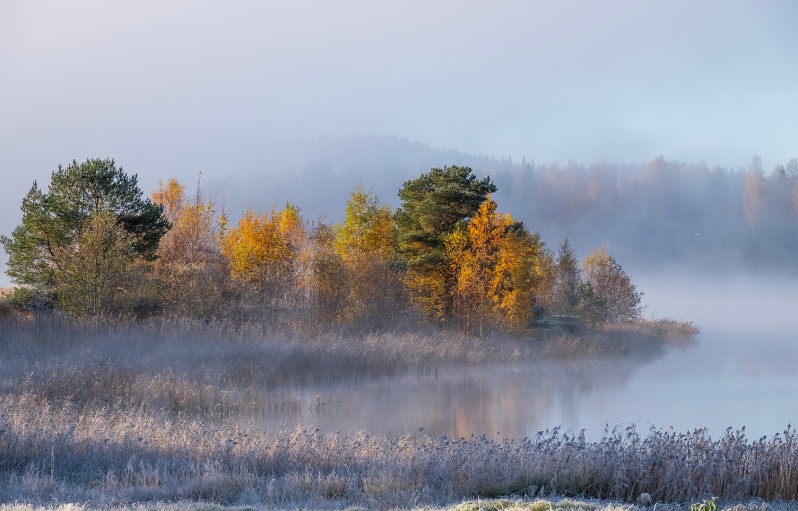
(246, 274, 798, 441)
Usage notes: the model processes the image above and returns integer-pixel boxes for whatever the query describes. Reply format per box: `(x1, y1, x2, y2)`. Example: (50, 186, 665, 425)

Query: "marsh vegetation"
(4, 313, 793, 508)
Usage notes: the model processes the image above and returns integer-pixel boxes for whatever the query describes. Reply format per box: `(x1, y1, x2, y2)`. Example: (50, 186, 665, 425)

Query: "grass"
(3, 396, 798, 506)
(0, 313, 721, 508)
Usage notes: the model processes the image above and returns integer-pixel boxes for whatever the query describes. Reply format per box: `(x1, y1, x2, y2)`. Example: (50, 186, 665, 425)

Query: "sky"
(1, 0, 797, 284)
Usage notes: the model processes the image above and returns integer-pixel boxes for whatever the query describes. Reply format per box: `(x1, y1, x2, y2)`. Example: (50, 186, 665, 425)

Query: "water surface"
(245, 274, 798, 440)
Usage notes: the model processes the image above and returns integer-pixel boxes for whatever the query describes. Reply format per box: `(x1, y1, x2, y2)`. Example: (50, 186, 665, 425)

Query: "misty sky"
(1, 0, 797, 284)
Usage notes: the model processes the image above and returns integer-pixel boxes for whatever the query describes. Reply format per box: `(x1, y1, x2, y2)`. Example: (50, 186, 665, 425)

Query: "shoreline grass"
(2, 499, 798, 511)
(0, 314, 708, 508)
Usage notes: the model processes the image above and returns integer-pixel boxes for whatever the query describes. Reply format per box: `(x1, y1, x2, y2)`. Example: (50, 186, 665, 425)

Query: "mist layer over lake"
(245, 274, 798, 441)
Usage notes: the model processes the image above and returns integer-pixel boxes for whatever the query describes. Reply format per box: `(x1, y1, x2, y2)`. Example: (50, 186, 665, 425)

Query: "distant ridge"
(206, 134, 523, 222)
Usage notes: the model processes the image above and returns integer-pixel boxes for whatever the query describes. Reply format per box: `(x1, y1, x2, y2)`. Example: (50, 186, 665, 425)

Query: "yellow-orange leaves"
(151, 178, 186, 224)
(447, 194, 543, 334)
(152, 177, 220, 266)
(220, 205, 305, 300)
(334, 185, 394, 262)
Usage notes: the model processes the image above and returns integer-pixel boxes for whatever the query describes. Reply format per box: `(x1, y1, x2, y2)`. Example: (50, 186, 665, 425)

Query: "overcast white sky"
(1, 0, 797, 283)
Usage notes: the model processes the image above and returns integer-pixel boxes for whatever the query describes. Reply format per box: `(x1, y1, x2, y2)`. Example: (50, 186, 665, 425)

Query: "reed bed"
(0, 503, 793, 511)
(3, 498, 795, 511)
(0, 313, 709, 508)
(1, 396, 798, 507)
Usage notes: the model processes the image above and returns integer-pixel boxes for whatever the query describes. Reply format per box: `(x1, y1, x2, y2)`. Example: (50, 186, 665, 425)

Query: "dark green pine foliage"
(2, 183, 54, 287)
(395, 165, 496, 270)
(1, 158, 169, 289)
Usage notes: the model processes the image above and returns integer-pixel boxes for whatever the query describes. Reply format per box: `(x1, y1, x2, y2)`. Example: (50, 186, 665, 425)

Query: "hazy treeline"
(210, 137, 798, 273)
(493, 155, 798, 271)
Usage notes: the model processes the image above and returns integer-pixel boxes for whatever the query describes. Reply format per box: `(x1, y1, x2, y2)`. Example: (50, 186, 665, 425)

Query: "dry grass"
(534, 319, 697, 359)
(4, 498, 791, 511)
(0, 314, 726, 509)
(2, 395, 798, 507)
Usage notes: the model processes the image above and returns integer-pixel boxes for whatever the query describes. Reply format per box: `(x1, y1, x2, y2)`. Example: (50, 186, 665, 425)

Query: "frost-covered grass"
(1, 498, 797, 511)
(0, 314, 691, 418)
(3, 392, 798, 507)
(0, 314, 711, 508)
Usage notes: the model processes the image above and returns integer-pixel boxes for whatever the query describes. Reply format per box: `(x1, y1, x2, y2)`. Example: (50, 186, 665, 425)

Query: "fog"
(240, 273, 798, 441)
(2, 1, 798, 283)
(637, 272, 798, 335)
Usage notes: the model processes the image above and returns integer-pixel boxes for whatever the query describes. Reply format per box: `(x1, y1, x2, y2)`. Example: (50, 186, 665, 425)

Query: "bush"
(3, 286, 54, 313)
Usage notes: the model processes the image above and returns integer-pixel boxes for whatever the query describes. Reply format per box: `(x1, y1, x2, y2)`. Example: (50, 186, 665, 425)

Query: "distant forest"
(494, 155, 798, 272)
(213, 136, 798, 273)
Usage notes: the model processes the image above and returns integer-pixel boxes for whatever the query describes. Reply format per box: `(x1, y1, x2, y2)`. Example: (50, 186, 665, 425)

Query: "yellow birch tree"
(331, 185, 403, 325)
(447, 195, 544, 334)
(220, 204, 306, 312)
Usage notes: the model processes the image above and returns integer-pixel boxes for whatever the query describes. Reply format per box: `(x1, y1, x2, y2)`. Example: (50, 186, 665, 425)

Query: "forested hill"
(207, 135, 512, 221)
(208, 136, 798, 273)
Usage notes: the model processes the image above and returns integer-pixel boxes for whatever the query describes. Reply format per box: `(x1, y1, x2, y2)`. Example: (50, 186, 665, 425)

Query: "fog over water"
(244, 273, 798, 441)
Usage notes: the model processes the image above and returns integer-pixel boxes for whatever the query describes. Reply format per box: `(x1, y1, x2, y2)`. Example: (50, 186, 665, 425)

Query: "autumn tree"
(220, 204, 307, 316)
(489, 217, 544, 331)
(334, 184, 394, 261)
(332, 185, 404, 326)
(150, 177, 227, 317)
(396, 166, 496, 321)
(579, 246, 642, 324)
(151, 178, 186, 225)
(447, 195, 544, 335)
(309, 221, 348, 324)
(1, 159, 168, 314)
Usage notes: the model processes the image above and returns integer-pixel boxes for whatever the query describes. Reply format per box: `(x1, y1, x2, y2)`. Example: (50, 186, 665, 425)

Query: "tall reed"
(0, 313, 706, 508)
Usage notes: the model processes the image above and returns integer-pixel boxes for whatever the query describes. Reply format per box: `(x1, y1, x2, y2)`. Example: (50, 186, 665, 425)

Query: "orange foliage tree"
(447, 195, 544, 334)
(220, 204, 306, 311)
(150, 177, 226, 317)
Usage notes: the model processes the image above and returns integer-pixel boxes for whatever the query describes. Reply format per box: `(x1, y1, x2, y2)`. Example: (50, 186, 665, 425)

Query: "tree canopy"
(395, 165, 496, 320)
(395, 165, 496, 270)
(1, 159, 168, 312)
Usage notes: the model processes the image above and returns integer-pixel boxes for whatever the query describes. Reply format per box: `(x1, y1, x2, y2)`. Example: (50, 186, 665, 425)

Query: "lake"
(245, 274, 798, 441)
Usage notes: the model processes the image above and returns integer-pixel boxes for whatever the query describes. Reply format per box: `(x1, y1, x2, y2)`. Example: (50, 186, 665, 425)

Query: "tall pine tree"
(2, 159, 168, 309)
(395, 166, 496, 321)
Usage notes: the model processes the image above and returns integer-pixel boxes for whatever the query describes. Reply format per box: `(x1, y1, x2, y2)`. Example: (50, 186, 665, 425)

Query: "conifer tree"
(395, 166, 496, 321)
(1, 159, 168, 313)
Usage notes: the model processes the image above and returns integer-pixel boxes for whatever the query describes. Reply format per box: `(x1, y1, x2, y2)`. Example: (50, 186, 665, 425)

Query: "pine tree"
(395, 166, 496, 321)
(1, 159, 168, 313)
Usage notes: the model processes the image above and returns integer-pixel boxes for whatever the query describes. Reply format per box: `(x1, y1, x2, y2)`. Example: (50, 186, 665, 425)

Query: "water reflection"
(240, 329, 798, 441)
(244, 355, 650, 440)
